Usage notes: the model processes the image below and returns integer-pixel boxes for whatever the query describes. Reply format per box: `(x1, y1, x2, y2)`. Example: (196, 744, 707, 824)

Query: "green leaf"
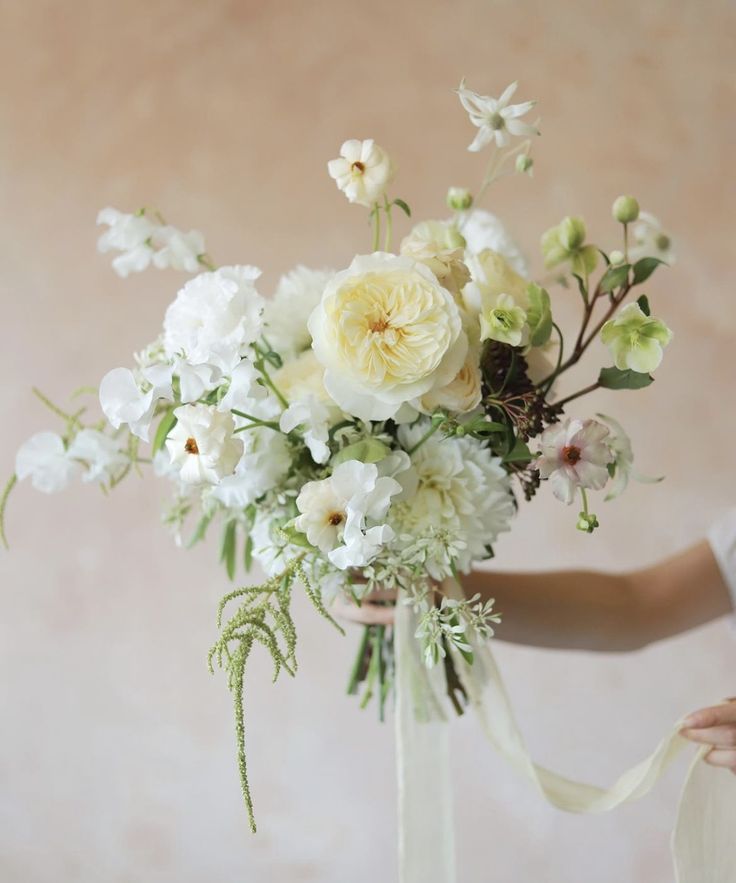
(187, 511, 214, 548)
(502, 438, 534, 463)
(599, 263, 630, 293)
(637, 294, 651, 316)
(598, 366, 654, 390)
(243, 534, 254, 572)
(220, 520, 237, 581)
(332, 438, 391, 467)
(632, 257, 664, 285)
(280, 525, 315, 549)
(152, 409, 177, 456)
(526, 283, 553, 347)
(393, 198, 411, 218)
(597, 249, 611, 266)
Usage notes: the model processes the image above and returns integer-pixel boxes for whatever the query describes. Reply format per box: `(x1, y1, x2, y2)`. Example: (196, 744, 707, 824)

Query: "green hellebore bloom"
(600, 302, 673, 373)
(480, 292, 528, 347)
(540, 216, 597, 275)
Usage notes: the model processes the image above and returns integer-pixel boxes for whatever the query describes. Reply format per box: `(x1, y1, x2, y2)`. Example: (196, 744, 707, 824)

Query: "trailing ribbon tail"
(394, 579, 736, 883)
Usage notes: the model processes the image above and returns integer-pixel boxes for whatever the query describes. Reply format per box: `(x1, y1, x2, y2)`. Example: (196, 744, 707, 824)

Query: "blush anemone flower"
(536, 418, 614, 504)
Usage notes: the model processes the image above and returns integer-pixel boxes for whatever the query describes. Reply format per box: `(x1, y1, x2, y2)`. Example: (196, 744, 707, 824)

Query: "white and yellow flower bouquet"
(4, 79, 675, 832)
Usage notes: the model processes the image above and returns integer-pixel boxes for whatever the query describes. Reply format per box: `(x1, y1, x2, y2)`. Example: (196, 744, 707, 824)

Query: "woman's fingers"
(703, 749, 736, 773)
(681, 700, 736, 730)
(681, 725, 736, 748)
(331, 595, 396, 626)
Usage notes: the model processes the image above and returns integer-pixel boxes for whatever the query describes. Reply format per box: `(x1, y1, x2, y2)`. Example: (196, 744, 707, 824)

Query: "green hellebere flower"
(600, 302, 673, 373)
(480, 292, 528, 347)
(541, 215, 598, 277)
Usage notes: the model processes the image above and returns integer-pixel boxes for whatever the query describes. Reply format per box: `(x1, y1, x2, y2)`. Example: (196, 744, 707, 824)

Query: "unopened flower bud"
(446, 187, 473, 211)
(558, 216, 586, 251)
(515, 154, 534, 175)
(576, 512, 600, 534)
(609, 249, 625, 266)
(612, 195, 640, 224)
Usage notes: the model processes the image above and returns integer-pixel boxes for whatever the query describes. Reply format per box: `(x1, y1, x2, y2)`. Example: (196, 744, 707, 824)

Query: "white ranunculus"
(536, 418, 613, 504)
(67, 429, 128, 483)
(308, 253, 468, 422)
(210, 429, 291, 509)
(96, 207, 156, 277)
(458, 209, 528, 278)
(152, 226, 206, 273)
(327, 139, 394, 208)
(279, 395, 332, 464)
(16, 431, 79, 493)
(165, 404, 243, 486)
(394, 424, 514, 572)
(99, 366, 172, 442)
(295, 460, 402, 569)
(163, 266, 265, 373)
(263, 266, 334, 358)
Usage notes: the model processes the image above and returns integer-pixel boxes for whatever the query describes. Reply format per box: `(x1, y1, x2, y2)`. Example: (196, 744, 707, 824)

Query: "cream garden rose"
(308, 253, 468, 421)
(419, 342, 482, 414)
(399, 220, 471, 296)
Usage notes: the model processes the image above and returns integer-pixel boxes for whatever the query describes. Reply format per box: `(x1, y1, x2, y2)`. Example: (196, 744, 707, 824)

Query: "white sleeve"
(708, 508, 736, 613)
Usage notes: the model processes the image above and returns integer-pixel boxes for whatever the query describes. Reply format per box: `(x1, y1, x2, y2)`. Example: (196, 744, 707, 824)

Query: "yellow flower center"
(327, 511, 344, 526)
(184, 437, 199, 455)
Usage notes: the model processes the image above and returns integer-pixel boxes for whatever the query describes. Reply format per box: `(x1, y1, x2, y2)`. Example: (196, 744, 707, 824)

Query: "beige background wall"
(1, 1, 735, 881)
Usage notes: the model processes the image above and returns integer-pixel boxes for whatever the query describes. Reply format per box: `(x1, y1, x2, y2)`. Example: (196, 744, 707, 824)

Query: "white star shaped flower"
(457, 80, 538, 152)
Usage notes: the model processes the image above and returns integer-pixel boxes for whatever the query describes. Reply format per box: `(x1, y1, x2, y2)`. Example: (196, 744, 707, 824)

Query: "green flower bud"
(558, 216, 586, 251)
(576, 512, 600, 534)
(446, 187, 473, 211)
(515, 154, 534, 175)
(612, 195, 640, 224)
(609, 249, 625, 266)
(479, 293, 528, 347)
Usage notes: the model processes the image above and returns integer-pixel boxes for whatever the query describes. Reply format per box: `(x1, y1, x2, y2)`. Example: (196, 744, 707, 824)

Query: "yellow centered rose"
(308, 253, 467, 421)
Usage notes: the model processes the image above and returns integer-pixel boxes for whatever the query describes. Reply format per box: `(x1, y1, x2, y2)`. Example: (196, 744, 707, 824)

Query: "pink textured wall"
(1, 1, 734, 880)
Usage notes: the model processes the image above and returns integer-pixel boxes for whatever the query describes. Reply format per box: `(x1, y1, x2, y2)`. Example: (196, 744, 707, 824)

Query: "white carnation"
(263, 266, 334, 358)
(163, 266, 265, 372)
(395, 424, 514, 572)
(458, 209, 528, 277)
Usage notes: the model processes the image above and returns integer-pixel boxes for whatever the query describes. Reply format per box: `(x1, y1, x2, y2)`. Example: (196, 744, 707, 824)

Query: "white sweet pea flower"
(67, 429, 127, 483)
(163, 266, 265, 373)
(96, 207, 156, 277)
(15, 431, 79, 493)
(99, 364, 173, 442)
(327, 139, 394, 208)
(279, 395, 331, 464)
(536, 418, 614, 504)
(263, 266, 335, 358)
(457, 80, 538, 152)
(152, 226, 206, 273)
(210, 429, 291, 509)
(217, 359, 267, 414)
(295, 460, 402, 569)
(597, 413, 663, 500)
(172, 358, 220, 404)
(165, 404, 243, 486)
(308, 253, 467, 422)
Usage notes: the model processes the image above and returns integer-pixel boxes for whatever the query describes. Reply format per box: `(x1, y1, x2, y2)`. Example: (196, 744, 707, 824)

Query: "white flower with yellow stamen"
(165, 404, 243, 486)
(327, 139, 394, 208)
(308, 253, 468, 421)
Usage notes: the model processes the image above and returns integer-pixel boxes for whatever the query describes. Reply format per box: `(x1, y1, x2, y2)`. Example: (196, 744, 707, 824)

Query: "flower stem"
(371, 203, 381, 252)
(0, 473, 17, 550)
(253, 346, 289, 409)
(231, 410, 281, 431)
(406, 419, 442, 455)
(347, 625, 371, 695)
(383, 196, 393, 252)
(554, 381, 601, 410)
(579, 486, 590, 517)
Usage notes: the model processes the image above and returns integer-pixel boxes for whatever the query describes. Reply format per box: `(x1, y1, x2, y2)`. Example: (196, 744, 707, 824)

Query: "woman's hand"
(681, 700, 736, 774)
(332, 589, 397, 626)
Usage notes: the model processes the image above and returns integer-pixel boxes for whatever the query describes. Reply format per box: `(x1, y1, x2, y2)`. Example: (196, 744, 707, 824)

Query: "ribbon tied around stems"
(393, 578, 736, 883)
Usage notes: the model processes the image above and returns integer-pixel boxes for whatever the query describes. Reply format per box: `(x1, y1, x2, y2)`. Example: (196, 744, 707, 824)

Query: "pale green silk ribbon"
(394, 579, 736, 883)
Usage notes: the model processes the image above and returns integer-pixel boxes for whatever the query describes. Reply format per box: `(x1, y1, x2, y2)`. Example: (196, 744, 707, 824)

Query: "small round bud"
(609, 249, 625, 266)
(446, 187, 473, 212)
(515, 154, 534, 175)
(558, 216, 586, 251)
(454, 425, 466, 437)
(576, 512, 600, 534)
(612, 195, 640, 224)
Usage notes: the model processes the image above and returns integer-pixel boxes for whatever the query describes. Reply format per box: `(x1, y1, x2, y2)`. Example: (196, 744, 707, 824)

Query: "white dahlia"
(395, 424, 514, 572)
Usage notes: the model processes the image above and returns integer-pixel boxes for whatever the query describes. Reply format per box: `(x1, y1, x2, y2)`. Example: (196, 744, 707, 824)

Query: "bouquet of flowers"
(4, 79, 674, 833)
